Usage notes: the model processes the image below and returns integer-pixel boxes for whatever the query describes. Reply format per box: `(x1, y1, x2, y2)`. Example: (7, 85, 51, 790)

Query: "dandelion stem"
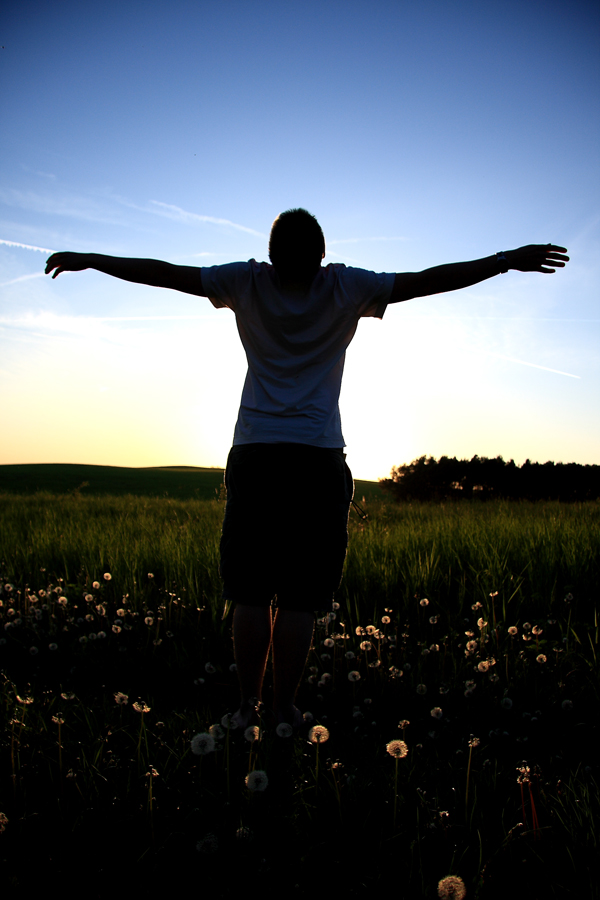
(465, 744, 473, 821)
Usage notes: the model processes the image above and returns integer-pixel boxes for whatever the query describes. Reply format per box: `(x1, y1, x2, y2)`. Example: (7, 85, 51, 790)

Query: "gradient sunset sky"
(1, 0, 598, 481)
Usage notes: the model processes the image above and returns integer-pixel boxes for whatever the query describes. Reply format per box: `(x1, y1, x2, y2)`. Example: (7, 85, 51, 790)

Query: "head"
(268, 208, 325, 283)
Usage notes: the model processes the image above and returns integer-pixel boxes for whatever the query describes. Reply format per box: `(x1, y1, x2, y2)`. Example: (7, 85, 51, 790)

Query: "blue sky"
(1, 0, 598, 480)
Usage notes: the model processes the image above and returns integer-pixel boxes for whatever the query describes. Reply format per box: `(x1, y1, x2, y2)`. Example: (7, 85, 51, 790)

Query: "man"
(45, 208, 569, 727)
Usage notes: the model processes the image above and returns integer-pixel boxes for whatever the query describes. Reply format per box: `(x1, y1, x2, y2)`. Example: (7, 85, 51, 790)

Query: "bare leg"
(231, 604, 273, 728)
(272, 608, 315, 726)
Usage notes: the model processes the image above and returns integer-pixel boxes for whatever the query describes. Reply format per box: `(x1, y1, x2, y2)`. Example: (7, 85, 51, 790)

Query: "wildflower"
(114, 692, 129, 705)
(245, 769, 268, 791)
(359, 641, 372, 651)
(133, 701, 150, 713)
(430, 707, 443, 719)
(348, 671, 361, 682)
(308, 725, 330, 744)
(244, 725, 262, 743)
(381, 615, 391, 624)
(501, 697, 513, 709)
(191, 732, 215, 755)
(386, 740, 408, 758)
(276, 723, 293, 738)
(536, 654, 547, 664)
(508, 626, 518, 636)
(468, 736, 480, 748)
(103, 573, 112, 581)
(49, 643, 58, 651)
(420, 598, 429, 607)
(437, 875, 466, 899)
(416, 684, 427, 695)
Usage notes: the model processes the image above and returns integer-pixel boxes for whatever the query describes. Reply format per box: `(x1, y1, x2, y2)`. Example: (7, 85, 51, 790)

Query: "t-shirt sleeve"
(342, 267, 396, 320)
(199, 262, 252, 311)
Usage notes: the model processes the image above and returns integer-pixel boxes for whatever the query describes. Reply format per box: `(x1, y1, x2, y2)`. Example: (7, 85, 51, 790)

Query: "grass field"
(0, 475, 598, 898)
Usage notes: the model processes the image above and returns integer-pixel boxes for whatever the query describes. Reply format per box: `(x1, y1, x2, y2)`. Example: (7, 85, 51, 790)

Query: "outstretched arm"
(45, 252, 207, 296)
(389, 244, 569, 304)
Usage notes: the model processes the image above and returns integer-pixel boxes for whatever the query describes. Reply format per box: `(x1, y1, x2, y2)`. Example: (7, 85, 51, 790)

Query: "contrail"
(0, 238, 55, 254)
(476, 348, 580, 379)
(149, 202, 267, 238)
(0, 273, 46, 288)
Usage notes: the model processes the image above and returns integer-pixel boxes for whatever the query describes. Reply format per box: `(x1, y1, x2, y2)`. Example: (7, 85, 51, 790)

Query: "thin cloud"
(0, 238, 54, 254)
(149, 201, 267, 238)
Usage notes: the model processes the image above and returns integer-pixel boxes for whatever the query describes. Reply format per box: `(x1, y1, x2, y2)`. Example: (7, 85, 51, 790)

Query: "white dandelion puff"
(245, 769, 268, 791)
(191, 732, 215, 755)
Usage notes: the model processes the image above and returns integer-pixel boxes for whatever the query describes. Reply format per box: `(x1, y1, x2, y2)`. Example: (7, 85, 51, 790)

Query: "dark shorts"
(220, 443, 354, 613)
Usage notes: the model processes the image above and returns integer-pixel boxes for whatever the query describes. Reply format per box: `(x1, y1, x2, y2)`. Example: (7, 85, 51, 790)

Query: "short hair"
(268, 208, 325, 281)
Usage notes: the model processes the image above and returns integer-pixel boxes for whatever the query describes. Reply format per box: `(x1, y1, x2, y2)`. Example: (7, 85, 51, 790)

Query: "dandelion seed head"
(420, 598, 429, 607)
(472, 601, 483, 609)
(468, 736, 480, 748)
(191, 732, 215, 755)
(244, 725, 262, 743)
(16, 694, 33, 705)
(308, 725, 330, 744)
(562, 699, 573, 710)
(359, 640, 372, 651)
(345, 651, 355, 660)
(508, 626, 518, 635)
(430, 707, 443, 719)
(196, 833, 218, 853)
(49, 643, 58, 651)
(523, 622, 532, 631)
(276, 723, 293, 738)
(398, 719, 410, 729)
(144, 617, 154, 626)
(204, 662, 216, 674)
(466, 641, 477, 652)
(112, 624, 122, 634)
(366, 625, 376, 635)
(209, 724, 225, 739)
(477, 660, 490, 672)
(532, 625, 543, 635)
(52, 715, 65, 724)
(416, 684, 427, 695)
(381, 615, 391, 624)
(355, 626, 365, 636)
(245, 769, 268, 791)
(437, 875, 466, 899)
(386, 739, 408, 758)
(221, 713, 238, 730)
(348, 670, 361, 682)
(429, 615, 439, 624)
(536, 654, 547, 664)
(58, 597, 68, 607)
(477, 618, 487, 629)
(323, 638, 334, 648)
(114, 692, 129, 705)
(103, 573, 112, 581)
(132, 701, 150, 713)
(29, 646, 39, 655)
(501, 697, 513, 709)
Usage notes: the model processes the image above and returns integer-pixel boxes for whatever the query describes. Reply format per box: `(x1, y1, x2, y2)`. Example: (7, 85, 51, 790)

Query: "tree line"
(379, 455, 600, 501)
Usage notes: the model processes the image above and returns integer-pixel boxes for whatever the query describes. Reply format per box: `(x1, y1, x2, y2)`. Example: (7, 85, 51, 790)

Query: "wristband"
(496, 251, 508, 274)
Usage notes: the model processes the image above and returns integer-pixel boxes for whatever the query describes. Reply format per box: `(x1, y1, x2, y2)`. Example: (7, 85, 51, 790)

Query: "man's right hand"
(45, 252, 90, 278)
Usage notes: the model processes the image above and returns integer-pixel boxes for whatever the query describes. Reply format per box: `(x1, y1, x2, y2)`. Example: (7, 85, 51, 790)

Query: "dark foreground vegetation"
(0, 492, 598, 898)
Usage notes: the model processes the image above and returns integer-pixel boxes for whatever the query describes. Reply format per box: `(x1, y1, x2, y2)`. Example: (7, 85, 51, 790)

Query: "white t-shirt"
(201, 260, 395, 448)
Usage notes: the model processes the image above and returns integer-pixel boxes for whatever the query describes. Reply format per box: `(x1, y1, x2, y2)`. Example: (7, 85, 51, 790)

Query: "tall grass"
(0, 492, 598, 898)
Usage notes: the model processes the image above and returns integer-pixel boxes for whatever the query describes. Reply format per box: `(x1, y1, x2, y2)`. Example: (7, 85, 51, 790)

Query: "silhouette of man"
(45, 208, 569, 727)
